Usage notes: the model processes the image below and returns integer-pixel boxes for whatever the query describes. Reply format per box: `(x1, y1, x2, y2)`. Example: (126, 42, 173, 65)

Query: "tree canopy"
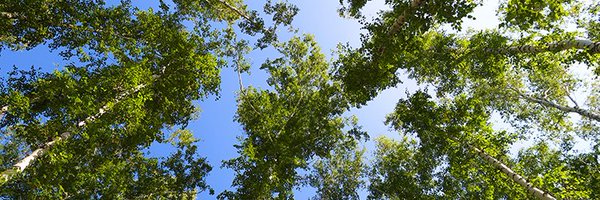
(0, 0, 599, 199)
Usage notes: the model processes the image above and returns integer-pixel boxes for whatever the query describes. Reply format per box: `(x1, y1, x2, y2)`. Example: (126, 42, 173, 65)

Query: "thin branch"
(566, 92, 579, 108)
(234, 55, 263, 118)
(509, 86, 600, 122)
(489, 39, 600, 54)
(273, 92, 304, 141)
(562, 85, 580, 108)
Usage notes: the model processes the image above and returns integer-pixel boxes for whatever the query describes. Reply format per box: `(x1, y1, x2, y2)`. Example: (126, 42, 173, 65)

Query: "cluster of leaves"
(335, 0, 482, 105)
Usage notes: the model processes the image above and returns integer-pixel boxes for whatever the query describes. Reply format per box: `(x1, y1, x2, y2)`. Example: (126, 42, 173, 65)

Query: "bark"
(449, 136, 557, 200)
(490, 39, 600, 54)
(0, 81, 150, 185)
(469, 144, 557, 200)
(388, 0, 423, 36)
(0, 105, 7, 120)
(216, 0, 251, 21)
(514, 90, 600, 122)
(0, 12, 19, 19)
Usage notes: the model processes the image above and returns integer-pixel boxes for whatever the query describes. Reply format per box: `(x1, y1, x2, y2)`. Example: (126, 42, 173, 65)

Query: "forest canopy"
(0, 0, 598, 199)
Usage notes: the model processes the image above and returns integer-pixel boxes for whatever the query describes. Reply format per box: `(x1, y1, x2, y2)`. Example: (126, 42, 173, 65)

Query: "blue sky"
(0, 0, 509, 199)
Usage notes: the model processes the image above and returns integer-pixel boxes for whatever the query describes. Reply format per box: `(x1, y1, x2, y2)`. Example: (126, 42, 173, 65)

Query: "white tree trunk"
(469, 144, 557, 200)
(448, 136, 556, 200)
(217, 0, 250, 21)
(0, 82, 150, 185)
(10, 132, 71, 173)
(491, 39, 600, 54)
(0, 12, 19, 19)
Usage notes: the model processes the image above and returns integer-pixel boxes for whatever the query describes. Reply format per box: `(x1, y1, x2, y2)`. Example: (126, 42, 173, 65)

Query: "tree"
(368, 136, 440, 199)
(0, 0, 251, 197)
(381, 91, 548, 199)
(219, 35, 366, 199)
(335, 0, 599, 198)
(308, 131, 366, 200)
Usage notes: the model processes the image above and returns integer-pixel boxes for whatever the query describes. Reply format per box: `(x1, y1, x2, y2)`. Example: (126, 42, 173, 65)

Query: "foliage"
(380, 91, 531, 199)
(0, 0, 248, 197)
(220, 35, 366, 199)
(336, 0, 600, 199)
(308, 135, 366, 200)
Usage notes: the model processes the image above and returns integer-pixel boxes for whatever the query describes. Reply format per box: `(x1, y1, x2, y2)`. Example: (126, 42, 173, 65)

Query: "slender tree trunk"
(513, 90, 600, 122)
(377, 0, 423, 54)
(489, 39, 600, 54)
(0, 82, 150, 185)
(469, 144, 557, 200)
(448, 136, 557, 200)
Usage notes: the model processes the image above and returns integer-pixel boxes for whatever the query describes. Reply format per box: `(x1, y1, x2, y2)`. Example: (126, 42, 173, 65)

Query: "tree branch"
(215, 0, 251, 21)
(564, 89, 580, 109)
(510, 87, 600, 122)
(489, 39, 600, 54)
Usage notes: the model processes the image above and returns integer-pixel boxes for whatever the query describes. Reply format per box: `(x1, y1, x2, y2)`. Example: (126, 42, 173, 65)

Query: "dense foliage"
(335, 0, 599, 199)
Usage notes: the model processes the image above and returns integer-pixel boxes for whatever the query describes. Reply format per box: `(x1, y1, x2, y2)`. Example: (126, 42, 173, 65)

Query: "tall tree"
(335, 0, 599, 198)
(308, 131, 366, 200)
(378, 91, 595, 199)
(0, 0, 261, 197)
(220, 35, 365, 199)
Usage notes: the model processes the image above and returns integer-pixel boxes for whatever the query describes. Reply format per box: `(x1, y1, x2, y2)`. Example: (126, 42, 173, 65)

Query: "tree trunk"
(217, 0, 250, 21)
(489, 39, 600, 54)
(0, 12, 19, 19)
(469, 144, 557, 200)
(0, 82, 150, 185)
(448, 136, 557, 200)
(0, 105, 7, 120)
(388, 0, 423, 36)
